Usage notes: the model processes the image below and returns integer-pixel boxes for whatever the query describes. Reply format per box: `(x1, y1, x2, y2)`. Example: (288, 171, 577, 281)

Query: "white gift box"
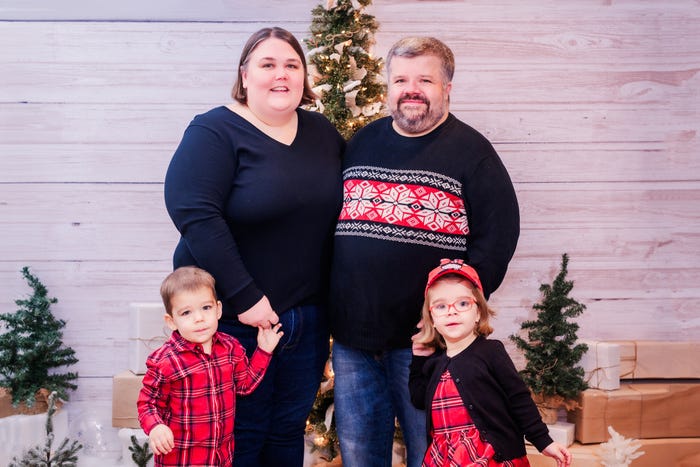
(546, 421, 575, 447)
(526, 420, 574, 448)
(129, 303, 171, 375)
(579, 340, 621, 390)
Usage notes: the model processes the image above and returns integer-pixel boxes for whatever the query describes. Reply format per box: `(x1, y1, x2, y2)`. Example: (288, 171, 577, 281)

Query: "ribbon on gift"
(580, 340, 621, 390)
(128, 324, 172, 351)
(614, 339, 639, 379)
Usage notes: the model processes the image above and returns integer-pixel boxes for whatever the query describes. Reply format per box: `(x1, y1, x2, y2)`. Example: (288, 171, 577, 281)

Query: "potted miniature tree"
(0, 267, 78, 414)
(8, 391, 83, 466)
(509, 254, 588, 423)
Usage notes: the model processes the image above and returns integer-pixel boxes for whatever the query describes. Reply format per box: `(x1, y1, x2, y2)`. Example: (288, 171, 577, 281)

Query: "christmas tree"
(303, 1, 388, 460)
(8, 391, 83, 466)
(509, 254, 588, 420)
(305, 0, 386, 139)
(0, 267, 79, 406)
(305, 351, 338, 460)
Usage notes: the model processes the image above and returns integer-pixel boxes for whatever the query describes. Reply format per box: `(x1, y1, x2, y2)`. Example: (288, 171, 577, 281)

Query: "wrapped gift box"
(579, 340, 620, 390)
(567, 381, 700, 443)
(608, 340, 700, 379)
(526, 438, 700, 467)
(112, 370, 144, 428)
(129, 302, 171, 374)
(526, 421, 575, 447)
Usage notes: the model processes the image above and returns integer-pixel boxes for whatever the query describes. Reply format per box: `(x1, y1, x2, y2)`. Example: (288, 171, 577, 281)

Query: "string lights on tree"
(305, 0, 386, 140)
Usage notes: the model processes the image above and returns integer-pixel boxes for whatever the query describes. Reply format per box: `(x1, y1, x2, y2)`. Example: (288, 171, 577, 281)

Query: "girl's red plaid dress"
(422, 369, 530, 467)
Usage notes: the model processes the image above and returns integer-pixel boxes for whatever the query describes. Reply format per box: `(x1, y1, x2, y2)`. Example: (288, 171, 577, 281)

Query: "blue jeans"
(218, 305, 330, 467)
(333, 341, 427, 467)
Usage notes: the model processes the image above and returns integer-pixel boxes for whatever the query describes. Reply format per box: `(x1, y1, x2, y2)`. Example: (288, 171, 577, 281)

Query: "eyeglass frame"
(429, 297, 478, 317)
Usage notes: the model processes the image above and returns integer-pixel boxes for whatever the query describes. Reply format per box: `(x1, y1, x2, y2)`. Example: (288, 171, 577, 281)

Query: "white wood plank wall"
(1, 0, 698, 449)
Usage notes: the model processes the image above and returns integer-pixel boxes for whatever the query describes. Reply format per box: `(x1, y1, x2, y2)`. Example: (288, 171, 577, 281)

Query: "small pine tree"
(9, 391, 83, 466)
(0, 267, 79, 406)
(510, 254, 588, 408)
(305, 0, 386, 139)
(128, 435, 153, 467)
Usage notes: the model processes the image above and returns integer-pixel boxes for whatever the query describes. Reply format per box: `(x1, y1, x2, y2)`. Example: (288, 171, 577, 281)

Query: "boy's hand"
(257, 322, 283, 353)
(148, 424, 174, 456)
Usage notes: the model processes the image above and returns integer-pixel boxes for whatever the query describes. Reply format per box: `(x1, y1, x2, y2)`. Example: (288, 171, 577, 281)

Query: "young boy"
(137, 266, 282, 466)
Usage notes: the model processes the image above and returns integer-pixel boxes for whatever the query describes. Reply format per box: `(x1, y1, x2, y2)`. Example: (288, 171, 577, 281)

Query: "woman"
(164, 27, 344, 466)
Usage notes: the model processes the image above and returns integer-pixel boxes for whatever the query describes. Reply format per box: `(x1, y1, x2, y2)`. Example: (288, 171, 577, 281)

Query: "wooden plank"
(0, 140, 696, 184)
(2, 20, 698, 67)
(515, 181, 700, 229)
(495, 260, 700, 301)
(3, 61, 697, 107)
(1, 24, 698, 74)
(3, 0, 699, 25)
(492, 298, 700, 343)
(0, 102, 695, 145)
(1, 183, 698, 261)
(497, 141, 699, 184)
(0, 0, 320, 21)
(2, 181, 699, 227)
(0, 144, 173, 183)
(2, 219, 697, 268)
(0, 23, 310, 65)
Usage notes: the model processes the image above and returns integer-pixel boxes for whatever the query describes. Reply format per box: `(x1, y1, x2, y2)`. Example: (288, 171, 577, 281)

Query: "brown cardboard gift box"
(608, 340, 700, 379)
(567, 381, 700, 444)
(112, 370, 144, 428)
(526, 438, 700, 467)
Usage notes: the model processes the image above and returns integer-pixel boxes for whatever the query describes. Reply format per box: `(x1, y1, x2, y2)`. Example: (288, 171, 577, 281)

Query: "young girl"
(409, 259, 571, 467)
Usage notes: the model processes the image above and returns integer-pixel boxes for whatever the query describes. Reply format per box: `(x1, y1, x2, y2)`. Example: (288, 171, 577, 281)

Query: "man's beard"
(390, 93, 446, 134)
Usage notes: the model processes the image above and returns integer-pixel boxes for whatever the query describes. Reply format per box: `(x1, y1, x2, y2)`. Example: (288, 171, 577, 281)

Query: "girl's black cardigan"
(409, 336, 554, 462)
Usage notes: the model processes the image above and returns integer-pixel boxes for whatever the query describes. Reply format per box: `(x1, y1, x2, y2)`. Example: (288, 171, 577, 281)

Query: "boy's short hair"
(160, 266, 217, 315)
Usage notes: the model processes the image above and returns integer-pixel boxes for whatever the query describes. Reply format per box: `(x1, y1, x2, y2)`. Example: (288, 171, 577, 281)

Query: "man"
(329, 36, 520, 467)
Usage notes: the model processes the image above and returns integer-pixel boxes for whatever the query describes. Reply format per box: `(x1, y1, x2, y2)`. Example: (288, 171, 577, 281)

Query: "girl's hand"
(238, 296, 279, 329)
(411, 319, 435, 357)
(257, 323, 283, 353)
(542, 442, 572, 467)
(148, 424, 174, 456)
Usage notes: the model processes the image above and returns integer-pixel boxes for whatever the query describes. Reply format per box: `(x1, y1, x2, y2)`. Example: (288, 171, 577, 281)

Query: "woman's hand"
(238, 295, 279, 329)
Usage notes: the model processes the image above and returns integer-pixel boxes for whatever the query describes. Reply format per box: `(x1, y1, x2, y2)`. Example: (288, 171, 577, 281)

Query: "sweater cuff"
(532, 433, 555, 453)
(226, 281, 264, 316)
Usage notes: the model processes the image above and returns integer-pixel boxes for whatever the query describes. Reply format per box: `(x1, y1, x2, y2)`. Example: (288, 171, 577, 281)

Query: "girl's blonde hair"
(414, 274, 495, 350)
